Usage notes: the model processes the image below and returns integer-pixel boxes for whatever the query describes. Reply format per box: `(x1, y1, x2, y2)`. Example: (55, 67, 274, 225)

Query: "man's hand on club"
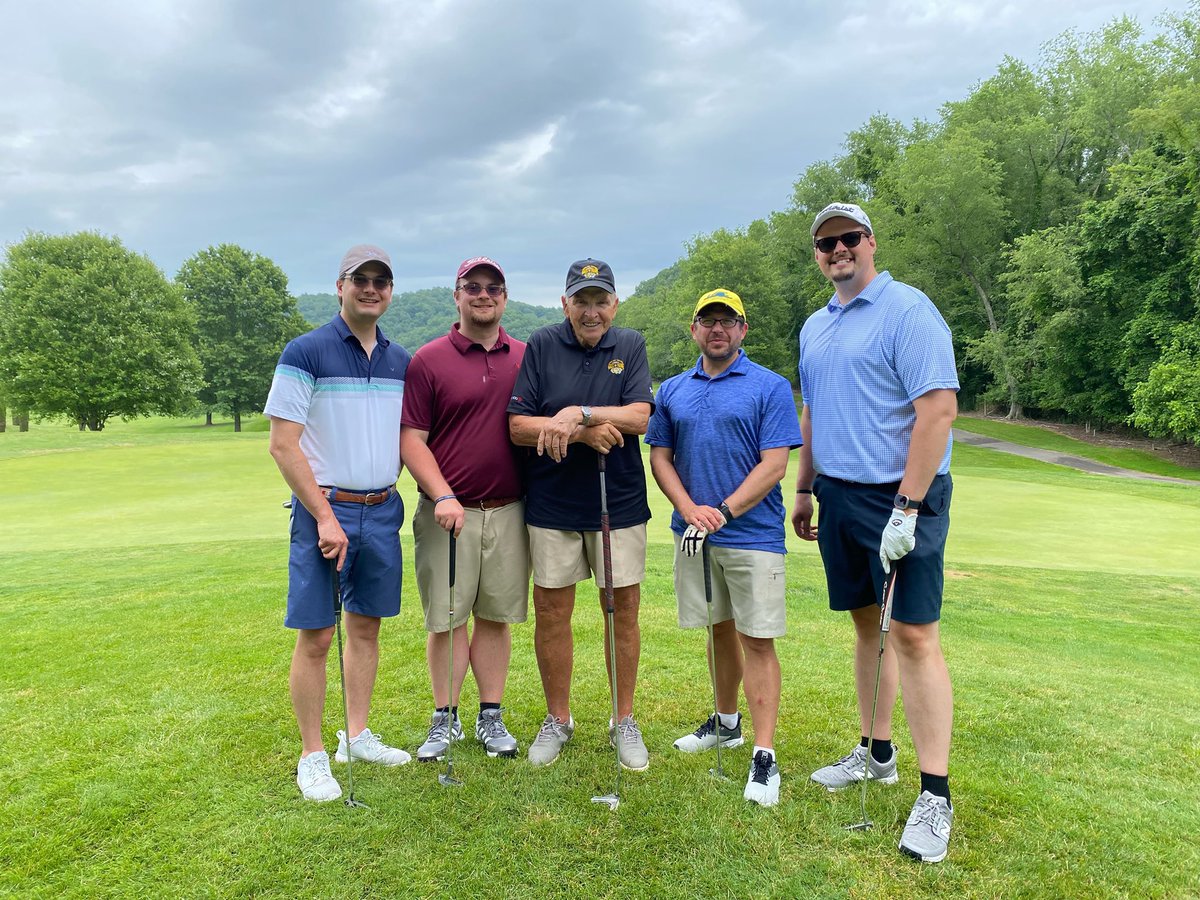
(680, 505, 728, 557)
(879, 509, 917, 573)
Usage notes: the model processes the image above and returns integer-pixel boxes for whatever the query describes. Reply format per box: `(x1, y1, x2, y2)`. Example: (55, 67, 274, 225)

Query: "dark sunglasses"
(814, 231, 869, 254)
(344, 273, 393, 290)
(458, 282, 506, 297)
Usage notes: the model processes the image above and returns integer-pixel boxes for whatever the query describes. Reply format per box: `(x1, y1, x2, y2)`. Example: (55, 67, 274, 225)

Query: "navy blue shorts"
(812, 474, 952, 625)
(285, 489, 405, 630)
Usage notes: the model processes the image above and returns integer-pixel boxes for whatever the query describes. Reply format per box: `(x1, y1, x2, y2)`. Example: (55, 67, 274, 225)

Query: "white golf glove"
(680, 525, 708, 557)
(879, 509, 917, 573)
(681, 508, 728, 558)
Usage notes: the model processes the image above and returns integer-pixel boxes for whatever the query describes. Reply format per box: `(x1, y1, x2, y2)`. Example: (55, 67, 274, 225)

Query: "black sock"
(436, 705, 459, 718)
(920, 772, 950, 806)
(480, 702, 500, 713)
(861, 736, 894, 764)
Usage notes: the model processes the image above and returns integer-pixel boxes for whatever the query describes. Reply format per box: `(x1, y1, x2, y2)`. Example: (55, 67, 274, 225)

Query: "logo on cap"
(582, 265, 599, 279)
(608, 359, 625, 374)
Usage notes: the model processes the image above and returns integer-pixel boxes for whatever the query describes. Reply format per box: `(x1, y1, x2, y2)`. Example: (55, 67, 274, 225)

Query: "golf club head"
(343, 796, 370, 810)
(708, 767, 731, 782)
(438, 774, 463, 787)
(591, 794, 620, 811)
(844, 819, 873, 831)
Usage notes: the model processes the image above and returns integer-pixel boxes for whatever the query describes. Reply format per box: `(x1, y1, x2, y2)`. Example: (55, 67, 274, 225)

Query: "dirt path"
(952, 429, 1199, 484)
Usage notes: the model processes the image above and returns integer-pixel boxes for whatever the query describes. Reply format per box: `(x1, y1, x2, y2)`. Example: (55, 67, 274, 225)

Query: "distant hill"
(295, 288, 561, 350)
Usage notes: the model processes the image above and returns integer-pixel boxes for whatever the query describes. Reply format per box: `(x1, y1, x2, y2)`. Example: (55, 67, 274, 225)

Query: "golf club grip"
(329, 559, 342, 615)
(702, 540, 713, 601)
(448, 532, 456, 590)
(880, 568, 898, 633)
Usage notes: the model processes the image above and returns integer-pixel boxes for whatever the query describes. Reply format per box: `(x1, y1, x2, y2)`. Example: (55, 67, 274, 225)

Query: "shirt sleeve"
(644, 379, 675, 447)
(892, 300, 960, 402)
(619, 333, 655, 411)
(263, 337, 316, 425)
(400, 350, 434, 430)
(507, 331, 543, 416)
(759, 375, 803, 450)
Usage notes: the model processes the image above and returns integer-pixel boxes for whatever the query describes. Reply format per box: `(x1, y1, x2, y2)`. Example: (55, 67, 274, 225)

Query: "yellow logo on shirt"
(608, 359, 625, 374)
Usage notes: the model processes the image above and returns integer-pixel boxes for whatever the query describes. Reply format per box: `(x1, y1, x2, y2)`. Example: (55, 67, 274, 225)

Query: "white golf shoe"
(336, 728, 412, 766)
(297, 751, 342, 802)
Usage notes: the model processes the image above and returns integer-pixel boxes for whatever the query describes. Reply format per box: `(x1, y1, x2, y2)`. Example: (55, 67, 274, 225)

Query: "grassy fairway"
(2, 417, 1198, 898)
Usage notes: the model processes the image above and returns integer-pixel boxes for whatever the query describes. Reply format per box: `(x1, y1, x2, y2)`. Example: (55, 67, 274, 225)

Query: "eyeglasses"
(814, 231, 869, 254)
(695, 316, 744, 329)
(457, 282, 506, 297)
(344, 274, 393, 290)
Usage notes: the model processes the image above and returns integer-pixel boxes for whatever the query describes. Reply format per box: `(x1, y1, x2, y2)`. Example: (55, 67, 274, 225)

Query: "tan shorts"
(414, 495, 530, 632)
(673, 544, 786, 638)
(528, 523, 647, 590)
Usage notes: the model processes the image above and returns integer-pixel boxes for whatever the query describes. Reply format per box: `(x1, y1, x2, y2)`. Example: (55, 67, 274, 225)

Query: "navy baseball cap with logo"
(564, 258, 616, 297)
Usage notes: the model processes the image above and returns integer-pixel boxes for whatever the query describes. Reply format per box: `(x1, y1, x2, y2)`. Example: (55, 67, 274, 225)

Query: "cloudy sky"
(1, 0, 1186, 305)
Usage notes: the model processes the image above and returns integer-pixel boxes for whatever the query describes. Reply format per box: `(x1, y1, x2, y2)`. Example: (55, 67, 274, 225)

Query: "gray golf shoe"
(417, 710, 464, 762)
(899, 791, 953, 863)
(475, 708, 519, 758)
(528, 714, 574, 766)
(810, 744, 898, 791)
(609, 715, 650, 771)
(744, 750, 781, 807)
(673, 713, 744, 753)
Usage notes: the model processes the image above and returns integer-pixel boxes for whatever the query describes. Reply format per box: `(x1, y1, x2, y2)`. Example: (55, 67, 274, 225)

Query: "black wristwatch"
(893, 493, 924, 512)
(718, 501, 734, 521)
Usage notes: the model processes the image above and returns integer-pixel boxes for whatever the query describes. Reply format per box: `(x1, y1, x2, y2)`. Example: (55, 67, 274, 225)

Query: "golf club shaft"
(701, 541, 723, 776)
(444, 532, 458, 782)
(599, 454, 621, 800)
(331, 560, 357, 802)
(858, 567, 899, 824)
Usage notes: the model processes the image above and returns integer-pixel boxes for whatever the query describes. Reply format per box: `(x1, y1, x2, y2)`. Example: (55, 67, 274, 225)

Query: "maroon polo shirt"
(401, 323, 526, 502)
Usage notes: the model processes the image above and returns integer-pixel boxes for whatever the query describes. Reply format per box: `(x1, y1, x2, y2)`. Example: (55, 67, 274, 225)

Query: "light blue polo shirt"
(798, 271, 958, 483)
(646, 350, 801, 554)
(264, 315, 410, 490)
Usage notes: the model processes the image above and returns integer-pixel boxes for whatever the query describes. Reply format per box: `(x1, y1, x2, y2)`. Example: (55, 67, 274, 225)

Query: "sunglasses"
(344, 273, 393, 290)
(458, 282, 506, 297)
(695, 316, 744, 329)
(814, 231, 869, 254)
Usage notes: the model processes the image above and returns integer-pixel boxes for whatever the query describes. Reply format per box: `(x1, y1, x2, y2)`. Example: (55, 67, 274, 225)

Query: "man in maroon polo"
(400, 256, 529, 761)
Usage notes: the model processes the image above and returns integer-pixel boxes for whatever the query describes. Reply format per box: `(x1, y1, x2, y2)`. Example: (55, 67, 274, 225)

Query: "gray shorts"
(673, 543, 786, 639)
(413, 496, 530, 631)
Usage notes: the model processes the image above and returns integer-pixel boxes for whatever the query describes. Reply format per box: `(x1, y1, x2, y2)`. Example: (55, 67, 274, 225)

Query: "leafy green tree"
(0, 232, 201, 431)
(177, 244, 308, 431)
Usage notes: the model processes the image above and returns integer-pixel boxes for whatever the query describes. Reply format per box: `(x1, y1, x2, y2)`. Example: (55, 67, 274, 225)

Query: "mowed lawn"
(1, 417, 1198, 899)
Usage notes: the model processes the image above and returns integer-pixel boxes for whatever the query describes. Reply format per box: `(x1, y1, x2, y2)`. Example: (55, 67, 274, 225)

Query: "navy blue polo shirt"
(508, 319, 654, 530)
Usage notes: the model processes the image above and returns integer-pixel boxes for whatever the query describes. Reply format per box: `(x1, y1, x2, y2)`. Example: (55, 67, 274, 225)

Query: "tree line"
(619, 6, 1200, 446)
(0, 236, 560, 433)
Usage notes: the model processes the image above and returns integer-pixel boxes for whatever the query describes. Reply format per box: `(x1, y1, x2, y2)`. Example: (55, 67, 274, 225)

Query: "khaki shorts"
(528, 523, 647, 590)
(414, 495, 530, 632)
(673, 544, 786, 639)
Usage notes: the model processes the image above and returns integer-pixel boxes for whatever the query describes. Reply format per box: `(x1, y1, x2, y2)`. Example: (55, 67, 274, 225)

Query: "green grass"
(2, 418, 1198, 898)
(953, 414, 1200, 481)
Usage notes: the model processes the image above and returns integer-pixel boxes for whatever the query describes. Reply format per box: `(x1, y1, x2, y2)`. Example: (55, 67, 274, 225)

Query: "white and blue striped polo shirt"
(264, 315, 410, 490)
(798, 272, 958, 484)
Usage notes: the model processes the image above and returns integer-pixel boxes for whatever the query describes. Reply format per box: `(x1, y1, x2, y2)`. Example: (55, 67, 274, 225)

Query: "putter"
(701, 541, 730, 781)
(845, 565, 899, 831)
(438, 532, 463, 787)
(591, 454, 622, 812)
(330, 560, 369, 809)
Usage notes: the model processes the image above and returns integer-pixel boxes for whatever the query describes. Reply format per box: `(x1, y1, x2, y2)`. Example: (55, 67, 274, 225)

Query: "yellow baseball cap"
(693, 288, 746, 321)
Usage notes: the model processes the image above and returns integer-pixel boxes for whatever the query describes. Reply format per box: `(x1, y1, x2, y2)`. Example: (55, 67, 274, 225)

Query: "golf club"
(591, 453, 622, 812)
(701, 541, 730, 781)
(438, 532, 463, 787)
(330, 559, 369, 809)
(845, 565, 899, 831)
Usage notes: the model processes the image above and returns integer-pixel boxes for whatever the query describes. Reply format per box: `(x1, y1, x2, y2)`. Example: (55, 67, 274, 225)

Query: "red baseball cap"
(455, 256, 505, 281)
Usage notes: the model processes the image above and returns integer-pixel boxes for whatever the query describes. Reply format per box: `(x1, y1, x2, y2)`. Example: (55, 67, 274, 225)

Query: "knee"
(297, 628, 334, 657)
(738, 635, 776, 658)
(890, 622, 941, 659)
(344, 614, 381, 643)
(533, 591, 573, 624)
(612, 585, 641, 615)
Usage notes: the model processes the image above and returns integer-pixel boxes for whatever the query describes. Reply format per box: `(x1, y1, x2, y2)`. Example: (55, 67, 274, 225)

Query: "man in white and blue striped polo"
(265, 244, 412, 802)
(792, 203, 959, 863)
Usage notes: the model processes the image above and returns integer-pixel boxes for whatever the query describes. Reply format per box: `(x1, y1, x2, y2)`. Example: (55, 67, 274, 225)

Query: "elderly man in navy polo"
(792, 203, 959, 862)
(265, 244, 412, 802)
(508, 258, 655, 771)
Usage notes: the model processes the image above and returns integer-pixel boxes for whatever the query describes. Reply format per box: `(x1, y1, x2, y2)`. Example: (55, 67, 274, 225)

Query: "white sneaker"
(744, 750, 781, 807)
(336, 728, 412, 766)
(297, 751, 342, 802)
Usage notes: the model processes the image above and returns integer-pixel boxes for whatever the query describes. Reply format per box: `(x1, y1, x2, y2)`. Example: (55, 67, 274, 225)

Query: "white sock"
(718, 712, 739, 730)
(753, 745, 774, 760)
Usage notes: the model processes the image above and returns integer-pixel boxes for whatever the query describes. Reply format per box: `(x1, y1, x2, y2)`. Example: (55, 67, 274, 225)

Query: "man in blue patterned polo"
(792, 204, 959, 862)
(265, 244, 412, 802)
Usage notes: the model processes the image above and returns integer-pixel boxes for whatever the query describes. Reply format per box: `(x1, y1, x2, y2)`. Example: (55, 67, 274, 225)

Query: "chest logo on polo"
(582, 264, 599, 279)
(608, 359, 625, 374)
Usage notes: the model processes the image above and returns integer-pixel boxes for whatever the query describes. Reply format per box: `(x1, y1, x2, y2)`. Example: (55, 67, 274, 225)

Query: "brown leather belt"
(321, 486, 394, 506)
(461, 496, 520, 510)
